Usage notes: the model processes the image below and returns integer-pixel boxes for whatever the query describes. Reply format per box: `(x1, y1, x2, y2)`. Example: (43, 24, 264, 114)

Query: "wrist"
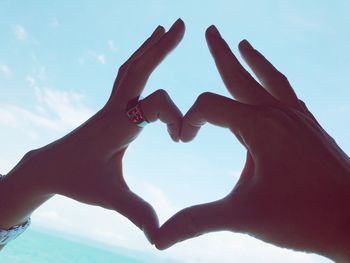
(0, 150, 54, 229)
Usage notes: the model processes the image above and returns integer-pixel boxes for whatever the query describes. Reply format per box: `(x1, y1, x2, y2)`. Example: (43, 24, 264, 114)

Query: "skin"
(0, 19, 185, 249)
(155, 26, 350, 262)
(1, 20, 349, 261)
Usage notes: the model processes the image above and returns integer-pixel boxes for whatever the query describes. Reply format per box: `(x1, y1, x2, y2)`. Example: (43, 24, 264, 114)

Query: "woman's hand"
(1, 19, 185, 244)
(155, 25, 350, 261)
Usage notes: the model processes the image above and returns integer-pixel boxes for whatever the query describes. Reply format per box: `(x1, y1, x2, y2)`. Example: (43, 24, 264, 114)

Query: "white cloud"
(0, 64, 12, 77)
(30, 184, 332, 263)
(51, 17, 59, 28)
(108, 40, 118, 52)
(14, 25, 27, 40)
(0, 73, 94, 136)
(26, 75, 36, 87)
(137, 181, 178, 223)
(0, 158, 16, 173)
(96, 54, 106, 64)
(159, 232, 332, 263)
(81, 50, 107, 65)
(37, 67, 46, 80)
(34, 210, 73, 227)
(0, 107, 20, 127)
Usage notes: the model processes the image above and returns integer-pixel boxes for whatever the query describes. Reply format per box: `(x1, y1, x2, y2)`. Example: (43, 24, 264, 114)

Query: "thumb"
(154, 200, 228, 250)
(107, 187, 160, 244)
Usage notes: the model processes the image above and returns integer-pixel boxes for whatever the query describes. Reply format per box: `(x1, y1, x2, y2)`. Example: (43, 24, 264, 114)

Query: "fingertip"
(168, 122, 181, 142)
(170, 133, 180, 143)
(170, 18, 185, 34)
(180, 135, 195, 143)
(154, 240, 171, 250)
(156, 25, 165, 33)
(174, 18, 185, 29)
(238, 39, 253, 50)
(205, 25, 220, 39)
(152, 25, 165, 37)
(180, 122, 198, 142)
(153, 225, 176, 250)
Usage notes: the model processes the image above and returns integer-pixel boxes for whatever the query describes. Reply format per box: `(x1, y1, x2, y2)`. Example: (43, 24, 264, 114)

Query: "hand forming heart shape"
(153, 23, 350, 261)
(2, 18, 349, 261)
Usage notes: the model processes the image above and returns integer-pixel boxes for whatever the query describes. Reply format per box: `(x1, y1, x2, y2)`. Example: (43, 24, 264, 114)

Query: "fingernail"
(171, 18, 185, 31)
(152, 25, 164, 36)
(207, 25, 221, 38)
(175, 18, 184, 25)
(240, 39, 253, 50)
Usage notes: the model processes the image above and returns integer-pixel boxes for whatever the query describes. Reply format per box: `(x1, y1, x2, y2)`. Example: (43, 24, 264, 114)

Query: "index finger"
(117, 18, 185, 101)
(181, 92, 255, 143)
(206, 26, 275, 105)
(111, 26, 165, 98)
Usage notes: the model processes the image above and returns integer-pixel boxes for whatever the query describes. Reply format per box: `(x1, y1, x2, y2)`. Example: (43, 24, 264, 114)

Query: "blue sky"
(1, 0, 349, 262)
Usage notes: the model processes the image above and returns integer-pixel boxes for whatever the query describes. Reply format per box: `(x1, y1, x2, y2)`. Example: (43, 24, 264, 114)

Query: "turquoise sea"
(0, 228, 179, 263)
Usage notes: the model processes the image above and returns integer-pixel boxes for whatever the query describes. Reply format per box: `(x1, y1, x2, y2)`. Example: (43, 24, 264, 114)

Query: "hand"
(2, 19, 185, 244)
(155, 25, 350, 261)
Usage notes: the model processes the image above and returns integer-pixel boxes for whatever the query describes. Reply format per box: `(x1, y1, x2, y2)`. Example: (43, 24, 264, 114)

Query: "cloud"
(0, 64, 12, 77)
(87, 50, 106, 64)
(38, 87, 92, 127)
(30, 185, 332, 263)
(51, 17, 60, 28)
(0, 72, 94, 136)
(108, 40, 118, 52)
(80, 50, 107, 65)
(14, 25, 27, 40)
(137, 181, 178, 223)
(96, 54, 106, 64)
(160, 232, 331, 263)
(26, 75, 36, 87)
(34, 210, 73, 228)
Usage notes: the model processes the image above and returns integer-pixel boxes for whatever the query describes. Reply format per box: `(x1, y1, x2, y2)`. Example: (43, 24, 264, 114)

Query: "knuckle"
(154, 89, 171, 107)
(256, 106, 293, 137)
(268, 70, 289, 85)
(118, 63, 128, 74)
(154, 89, 169, 99)
(276, 72, 289, 83)
(197, 92, 215, 105)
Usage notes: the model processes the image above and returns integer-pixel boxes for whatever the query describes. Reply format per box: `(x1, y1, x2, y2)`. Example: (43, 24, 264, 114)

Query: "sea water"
(0, 228, 178, 263)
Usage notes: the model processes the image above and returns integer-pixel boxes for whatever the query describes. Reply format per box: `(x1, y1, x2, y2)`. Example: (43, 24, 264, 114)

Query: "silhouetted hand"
(155, 25, 350, 261)
(1, 19, 185, 244)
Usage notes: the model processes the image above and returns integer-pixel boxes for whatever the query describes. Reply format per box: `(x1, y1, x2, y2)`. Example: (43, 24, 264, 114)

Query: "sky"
(1, 0, 349, 262)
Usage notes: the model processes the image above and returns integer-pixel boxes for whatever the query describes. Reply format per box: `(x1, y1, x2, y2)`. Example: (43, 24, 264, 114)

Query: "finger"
(181, 92, 256, 143)
(140, 89, 183, 142)
(154, 197, 246, 250)
(117, 18, 185, 100)
(112, 188, 160, 244)
(205, 26, 275, 105)
(110, 25, 166, 99)
(155, 201, 228, 250)
(238, 40, 301, 109)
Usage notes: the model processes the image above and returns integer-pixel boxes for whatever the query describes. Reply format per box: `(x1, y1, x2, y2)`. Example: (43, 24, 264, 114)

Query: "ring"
(126, 96, 149, 128)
